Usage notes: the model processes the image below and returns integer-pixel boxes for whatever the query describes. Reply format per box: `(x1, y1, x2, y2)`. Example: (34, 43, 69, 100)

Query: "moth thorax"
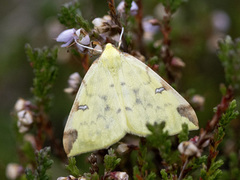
(101, 45, 122, 73)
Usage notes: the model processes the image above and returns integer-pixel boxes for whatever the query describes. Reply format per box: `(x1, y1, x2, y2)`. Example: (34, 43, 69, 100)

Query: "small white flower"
(64, 72, 82, 94)
(56, 28, 76, 47)
(57, 175, 76, 180)
(56, 177, 66, 180)
(115, 172, 129, 180)
(14, 98, 27, 112)
(68, 72, 82, 89)
(117, 1, 138, 16)
(6, 163, 23, 180)
(117, 143, 129, 154)
(17, 110, 33, 133)
(178, 141, 201, 157)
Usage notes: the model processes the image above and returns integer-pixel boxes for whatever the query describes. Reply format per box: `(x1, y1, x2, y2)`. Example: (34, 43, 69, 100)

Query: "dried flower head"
(6, 163, 24, 180)
(117, 143, 129, 154)
(110, 171, 129, 180)
(57, 175, 76, 180)
(178, 141, 201, 157)
(92, 15, 113, 34)
(17, 110, 33, 133)
(92, 15, 120, 43)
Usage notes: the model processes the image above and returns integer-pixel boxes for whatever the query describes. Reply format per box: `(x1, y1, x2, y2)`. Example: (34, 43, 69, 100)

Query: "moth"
(63, 43, 198, 157)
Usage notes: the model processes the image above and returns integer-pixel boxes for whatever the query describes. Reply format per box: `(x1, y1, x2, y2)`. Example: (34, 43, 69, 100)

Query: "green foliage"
(25, 44, 58, 111)
(200, 99, 238, 180)
(219, 100, 239, 127)
(178, 123, 189, 143)
(133, 166, 140, 180)
(75, 14, 91, 32)
(21, 141, 36, 166)
(66, 157, 81, 177)
(183, 176, 193, 180)
(190, 155, 207, 171)
(221, 152, 240, 180)
(158, 0, 188, 13)
(104, 149, 121, 172)
(200, 160, 224, 180)
(83, 172, 99, 180)
(148, 56, 159, 66)
(58, 2, 91, 31)
(146, 172, 157, 180)
(25, 147, 53, 180)
(218, 36, 240, 90)
(133, 166, 156, 180)
(125, 0, 133, 15)
(217, 99, 239, 141)
(146, 122, 173, 162)
(160, 169, 171, 180)
(133, 139, 157, 180)
(58, 2, 81, 29)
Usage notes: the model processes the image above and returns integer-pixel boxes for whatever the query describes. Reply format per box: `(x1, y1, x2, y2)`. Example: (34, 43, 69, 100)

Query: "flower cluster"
(56, 1, 140, 55)
(14, 98, 35, 133)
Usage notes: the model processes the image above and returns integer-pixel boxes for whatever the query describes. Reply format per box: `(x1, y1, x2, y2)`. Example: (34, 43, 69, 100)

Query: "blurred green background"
(0, 0, 239, 179)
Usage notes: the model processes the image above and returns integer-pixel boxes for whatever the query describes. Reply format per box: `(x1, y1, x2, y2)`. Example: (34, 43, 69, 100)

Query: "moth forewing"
(63, 43, 198, 156)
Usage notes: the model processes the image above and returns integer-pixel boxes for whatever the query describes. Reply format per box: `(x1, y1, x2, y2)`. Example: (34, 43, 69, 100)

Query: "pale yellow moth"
(63, 43, 199, 157)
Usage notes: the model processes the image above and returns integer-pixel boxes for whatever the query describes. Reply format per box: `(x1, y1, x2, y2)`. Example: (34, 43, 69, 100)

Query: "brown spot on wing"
(73, 101, 79, 112)
(63, 129, 78, 156)
(177, 105, 198, 127)
(159, 80, 171, 91)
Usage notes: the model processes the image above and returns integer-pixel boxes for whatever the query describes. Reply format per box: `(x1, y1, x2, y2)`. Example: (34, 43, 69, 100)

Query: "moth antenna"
(75, 40, 103, 53)
(118, 27, 124, 49)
